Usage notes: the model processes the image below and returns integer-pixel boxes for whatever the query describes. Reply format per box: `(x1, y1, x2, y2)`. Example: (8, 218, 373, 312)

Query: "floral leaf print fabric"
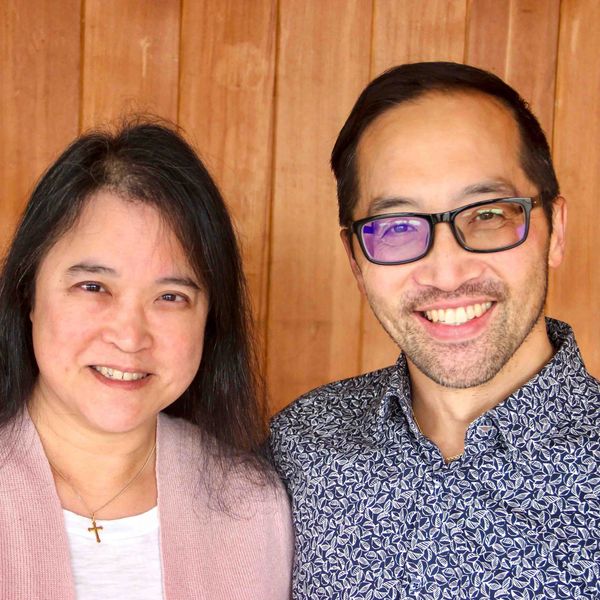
(271, 320, 600, 599)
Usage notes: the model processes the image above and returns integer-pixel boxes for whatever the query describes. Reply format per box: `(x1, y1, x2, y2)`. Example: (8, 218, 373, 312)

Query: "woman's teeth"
(93, 366, 148, 381)
(424, 302, 493, 326)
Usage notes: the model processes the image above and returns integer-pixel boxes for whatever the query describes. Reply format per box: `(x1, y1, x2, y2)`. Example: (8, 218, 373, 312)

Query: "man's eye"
(79, 282, 104, 293)
(475, 208, 505, 221)
(381, 221, 417, 237)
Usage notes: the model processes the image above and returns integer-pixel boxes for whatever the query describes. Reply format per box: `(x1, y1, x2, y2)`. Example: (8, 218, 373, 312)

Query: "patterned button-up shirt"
(270, 319, 600, 599)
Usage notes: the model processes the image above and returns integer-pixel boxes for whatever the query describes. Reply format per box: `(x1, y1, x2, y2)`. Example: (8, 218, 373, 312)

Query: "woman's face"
(29, 190, 209, 436)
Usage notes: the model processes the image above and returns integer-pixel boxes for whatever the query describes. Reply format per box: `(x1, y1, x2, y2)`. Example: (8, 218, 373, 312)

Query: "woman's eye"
(79, 282, 105, 293)
(160, 293, 187, 303)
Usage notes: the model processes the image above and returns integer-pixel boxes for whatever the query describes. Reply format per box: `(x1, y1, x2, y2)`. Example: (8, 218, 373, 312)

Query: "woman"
(0, 121, 293, 599)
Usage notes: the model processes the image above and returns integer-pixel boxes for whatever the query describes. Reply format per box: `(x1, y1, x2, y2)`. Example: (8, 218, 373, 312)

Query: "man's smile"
(423, 301, 493, 325)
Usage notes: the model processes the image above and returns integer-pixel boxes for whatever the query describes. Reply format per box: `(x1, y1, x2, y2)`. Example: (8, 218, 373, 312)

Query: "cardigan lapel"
(157, 413, 211, 599)
(0, 411, 76, 600)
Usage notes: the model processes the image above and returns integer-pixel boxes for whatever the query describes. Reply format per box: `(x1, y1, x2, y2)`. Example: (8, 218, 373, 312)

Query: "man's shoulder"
(271, 363, 398, 441)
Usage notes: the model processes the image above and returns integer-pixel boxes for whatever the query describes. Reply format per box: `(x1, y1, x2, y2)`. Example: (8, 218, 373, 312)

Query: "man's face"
(345, 91, 566, 388)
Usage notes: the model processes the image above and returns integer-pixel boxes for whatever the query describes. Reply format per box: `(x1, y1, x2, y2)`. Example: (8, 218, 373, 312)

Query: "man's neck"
(408, 319, 555, 461)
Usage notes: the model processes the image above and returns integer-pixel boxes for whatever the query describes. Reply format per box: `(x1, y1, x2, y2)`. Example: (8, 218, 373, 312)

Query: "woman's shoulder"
(157, 412, 290, 513)
(157, 411, 200, 443)
(156, 418, 293, 595)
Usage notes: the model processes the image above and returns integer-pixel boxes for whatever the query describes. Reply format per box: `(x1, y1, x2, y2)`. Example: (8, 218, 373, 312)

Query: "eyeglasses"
(348, 196, 541, 265)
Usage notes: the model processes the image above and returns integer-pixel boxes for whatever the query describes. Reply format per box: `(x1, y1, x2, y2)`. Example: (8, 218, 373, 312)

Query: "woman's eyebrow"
(66, 263, 200, 290)
(67, 263, 117, 275)
(156, 276, 200, 291)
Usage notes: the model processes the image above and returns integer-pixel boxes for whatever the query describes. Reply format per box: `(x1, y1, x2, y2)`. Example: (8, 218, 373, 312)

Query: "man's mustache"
(403, 281, 508, 312)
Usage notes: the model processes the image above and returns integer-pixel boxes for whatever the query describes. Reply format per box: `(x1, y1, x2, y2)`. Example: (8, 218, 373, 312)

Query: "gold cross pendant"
(88, 518, 103, 543)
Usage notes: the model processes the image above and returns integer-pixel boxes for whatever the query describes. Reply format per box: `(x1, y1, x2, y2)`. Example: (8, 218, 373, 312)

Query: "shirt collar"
(365, 318, 595, 454)
(485, 318, 594, 454)
(363, 353, 413, 443)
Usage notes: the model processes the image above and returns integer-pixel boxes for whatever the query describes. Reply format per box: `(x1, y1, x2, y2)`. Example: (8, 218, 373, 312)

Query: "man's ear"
(340, 229, 367, 295)
(548, 196, 567, 268)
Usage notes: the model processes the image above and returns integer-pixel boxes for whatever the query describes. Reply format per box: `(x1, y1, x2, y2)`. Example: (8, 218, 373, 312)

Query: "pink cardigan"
(0, 411, 293, 599)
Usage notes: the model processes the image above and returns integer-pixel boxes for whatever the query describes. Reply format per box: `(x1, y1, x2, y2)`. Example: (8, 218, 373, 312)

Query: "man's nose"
(413, 223, 486, 291)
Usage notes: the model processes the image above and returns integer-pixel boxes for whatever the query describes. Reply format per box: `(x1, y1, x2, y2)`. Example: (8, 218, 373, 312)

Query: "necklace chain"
(412, 413, 464, 463)
(49, 441, 156, 542)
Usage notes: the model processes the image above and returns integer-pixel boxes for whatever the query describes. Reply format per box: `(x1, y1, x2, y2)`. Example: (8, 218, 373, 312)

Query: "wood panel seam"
(176, 0, 184, 126)
(263, 0, 282, 372)
(550, 0, 564, 154)
(463, 0, 471, 63)
(78, 0, 86, 133)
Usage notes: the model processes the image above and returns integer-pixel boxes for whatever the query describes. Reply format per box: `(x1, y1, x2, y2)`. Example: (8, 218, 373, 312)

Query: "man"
(270, 62, 600, 598)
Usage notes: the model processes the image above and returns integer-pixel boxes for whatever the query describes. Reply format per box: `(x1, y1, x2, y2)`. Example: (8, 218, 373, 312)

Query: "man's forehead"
(354, 90, 528, 212)
(358, 89, 518, 152)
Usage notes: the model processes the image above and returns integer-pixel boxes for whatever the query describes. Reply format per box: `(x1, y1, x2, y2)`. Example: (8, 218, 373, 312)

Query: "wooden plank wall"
(1, 0, 597, 413)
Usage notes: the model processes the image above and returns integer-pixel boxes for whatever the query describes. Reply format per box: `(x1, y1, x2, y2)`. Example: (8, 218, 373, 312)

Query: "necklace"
(412, 413, 463, 463)
(49, 442, 156, 543)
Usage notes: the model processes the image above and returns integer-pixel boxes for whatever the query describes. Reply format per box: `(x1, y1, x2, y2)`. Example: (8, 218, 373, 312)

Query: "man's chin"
(412, 361, 502, 389)
(403, 335, 513, 389)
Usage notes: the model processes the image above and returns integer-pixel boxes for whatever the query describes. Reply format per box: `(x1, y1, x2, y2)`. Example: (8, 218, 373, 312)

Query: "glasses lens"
(359, 216, 430, 263)
(454, 200, 527, 250)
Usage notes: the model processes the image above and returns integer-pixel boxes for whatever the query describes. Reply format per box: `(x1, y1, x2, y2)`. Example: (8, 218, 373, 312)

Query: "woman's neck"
(28, 400, 158, 519)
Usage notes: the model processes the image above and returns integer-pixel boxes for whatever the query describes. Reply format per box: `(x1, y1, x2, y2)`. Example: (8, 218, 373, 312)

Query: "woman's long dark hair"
(0, 119, 268, 472)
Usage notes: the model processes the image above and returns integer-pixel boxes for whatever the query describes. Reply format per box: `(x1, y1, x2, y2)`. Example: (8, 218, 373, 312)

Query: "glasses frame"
(348, 196, 541, 266)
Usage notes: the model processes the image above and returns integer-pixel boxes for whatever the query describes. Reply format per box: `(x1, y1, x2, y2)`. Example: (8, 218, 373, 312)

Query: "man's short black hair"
(331, 61, 559, 227)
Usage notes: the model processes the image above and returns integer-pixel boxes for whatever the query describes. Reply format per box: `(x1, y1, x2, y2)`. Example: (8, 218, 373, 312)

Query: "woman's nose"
(101, 300, 153, 353)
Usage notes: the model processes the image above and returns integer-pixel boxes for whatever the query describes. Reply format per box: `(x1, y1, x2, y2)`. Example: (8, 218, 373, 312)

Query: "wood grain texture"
(372, 0, 467, 75)
(267, 0, 373, 410)
(548, 0, 600, 376)
(1, 0, 599, 409)
(0, 0, 80, 252)
(81, 0, 180, 128)
(178, 0, 277, 346)
(359, 0, 468, 375)
(466, 0, 560, 137)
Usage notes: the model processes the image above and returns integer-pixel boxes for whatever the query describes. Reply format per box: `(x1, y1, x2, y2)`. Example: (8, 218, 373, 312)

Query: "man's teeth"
(424, 302, 493, 326)
(93, 366, 148, 381)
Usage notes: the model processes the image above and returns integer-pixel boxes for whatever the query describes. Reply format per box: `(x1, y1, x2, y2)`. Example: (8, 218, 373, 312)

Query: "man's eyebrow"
(367, 181, 521, 216)
(460, 181, 519, 197)
(368, 196, 417, 215)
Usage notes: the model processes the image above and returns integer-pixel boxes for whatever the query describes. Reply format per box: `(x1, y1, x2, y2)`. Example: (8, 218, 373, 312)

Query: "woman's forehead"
(42, 191, 196, 279)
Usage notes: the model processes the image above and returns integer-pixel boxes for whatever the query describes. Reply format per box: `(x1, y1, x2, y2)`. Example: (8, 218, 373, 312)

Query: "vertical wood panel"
(267, 0, 372, 410)
(467, 0, 560, 136)
(359, 0, 468, 374)
(2, 0, 599, 410)
(548, 0, 600, 376)
(0, 0, 80, 252)
(372, 0, 467, 74)
(179, 0, 277, 351)
(81, 0, 180, 128)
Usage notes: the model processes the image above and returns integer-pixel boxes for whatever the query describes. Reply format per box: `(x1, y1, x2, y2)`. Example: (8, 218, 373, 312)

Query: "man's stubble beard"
(365, 266, 549, 389)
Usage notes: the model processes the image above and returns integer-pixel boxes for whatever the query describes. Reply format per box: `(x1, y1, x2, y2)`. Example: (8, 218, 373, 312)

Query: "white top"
(63, 507, 163, 600)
